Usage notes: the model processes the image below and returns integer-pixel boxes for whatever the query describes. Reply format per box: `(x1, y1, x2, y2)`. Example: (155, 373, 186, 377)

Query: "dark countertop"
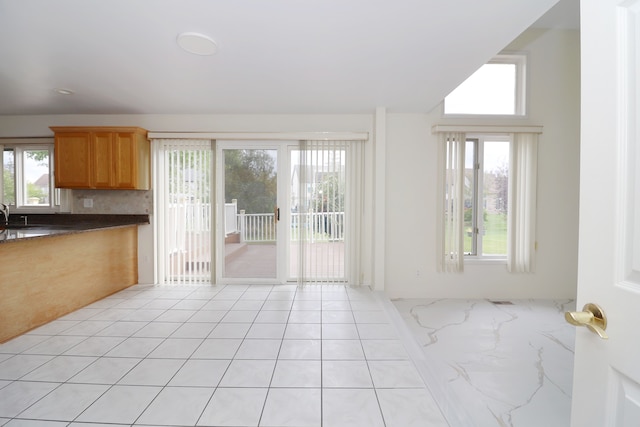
(0, 214, 150, 243)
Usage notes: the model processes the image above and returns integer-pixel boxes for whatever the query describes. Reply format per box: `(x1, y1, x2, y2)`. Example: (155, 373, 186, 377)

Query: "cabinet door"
(93, 132, 114, 188)
(54, 133, 92, 188)
(112, 132, 137, 189)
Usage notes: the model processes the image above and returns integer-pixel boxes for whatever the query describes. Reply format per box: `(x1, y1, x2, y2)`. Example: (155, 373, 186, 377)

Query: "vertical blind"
(154, 139, 213, 285)
(436, 132, 466, 272)
(295, 140, 364, 286)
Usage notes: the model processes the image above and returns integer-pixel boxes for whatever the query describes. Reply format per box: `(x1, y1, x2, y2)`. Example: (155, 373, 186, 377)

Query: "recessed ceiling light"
(53, 88, 74, 95)
(177, 32, 218, 56)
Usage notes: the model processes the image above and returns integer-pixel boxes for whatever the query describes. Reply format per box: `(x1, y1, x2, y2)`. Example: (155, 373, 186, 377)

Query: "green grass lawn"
(464, 213, 507, 255)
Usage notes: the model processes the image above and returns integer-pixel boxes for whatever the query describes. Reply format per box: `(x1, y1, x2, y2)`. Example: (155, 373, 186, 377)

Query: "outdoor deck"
(171, 241, 345, 281)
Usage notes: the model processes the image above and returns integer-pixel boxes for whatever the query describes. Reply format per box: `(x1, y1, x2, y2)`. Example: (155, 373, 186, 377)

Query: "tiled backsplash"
(72, 189, 152, 214)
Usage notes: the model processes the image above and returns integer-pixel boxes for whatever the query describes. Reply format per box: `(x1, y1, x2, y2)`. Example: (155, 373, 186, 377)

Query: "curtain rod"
(148, 131, 369, 141)
(431, 125, 543, 134)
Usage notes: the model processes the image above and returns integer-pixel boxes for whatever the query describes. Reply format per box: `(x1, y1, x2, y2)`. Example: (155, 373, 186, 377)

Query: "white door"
(569, 0, 640, 425)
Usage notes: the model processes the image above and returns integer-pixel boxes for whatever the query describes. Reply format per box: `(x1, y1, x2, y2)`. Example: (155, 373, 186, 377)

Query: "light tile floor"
(0, 284, 449, 427)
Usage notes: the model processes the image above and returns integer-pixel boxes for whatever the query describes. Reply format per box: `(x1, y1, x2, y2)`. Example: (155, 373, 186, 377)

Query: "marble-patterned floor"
(390, 298, 576, 427)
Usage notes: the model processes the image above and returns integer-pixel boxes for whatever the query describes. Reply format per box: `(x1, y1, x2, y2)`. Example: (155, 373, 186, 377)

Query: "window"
(436, 129, 539, 273)
(464, 136, 510, 258)
(1, 143, 60, 211)
(444, 54, 527, 116)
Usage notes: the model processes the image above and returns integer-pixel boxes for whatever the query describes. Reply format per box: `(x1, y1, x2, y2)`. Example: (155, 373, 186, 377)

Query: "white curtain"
(295, 140, 364, 286)
(436, 132, 466, 272)
(153, 139, 214, 285)
(507, 133, 538, 273)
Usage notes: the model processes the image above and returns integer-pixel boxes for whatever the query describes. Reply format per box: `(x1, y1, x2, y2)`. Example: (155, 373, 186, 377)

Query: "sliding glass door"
(155, 138, 362, 286)
(220, 146, 280, 281)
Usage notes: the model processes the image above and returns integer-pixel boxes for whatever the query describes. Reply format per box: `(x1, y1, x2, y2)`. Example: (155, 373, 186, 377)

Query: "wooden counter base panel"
(0, 226, 138, 343)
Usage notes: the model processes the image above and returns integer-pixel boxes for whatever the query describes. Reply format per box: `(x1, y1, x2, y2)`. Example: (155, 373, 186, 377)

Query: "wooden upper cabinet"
(51, 127, 150, 190)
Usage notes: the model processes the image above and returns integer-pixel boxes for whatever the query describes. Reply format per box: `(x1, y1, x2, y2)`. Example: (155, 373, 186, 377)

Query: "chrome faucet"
(0, 203, 8, 225)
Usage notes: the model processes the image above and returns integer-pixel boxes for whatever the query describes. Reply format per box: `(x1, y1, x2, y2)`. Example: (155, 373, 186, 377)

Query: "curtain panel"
(296, 140, 364, 286)
(507, 133, 538, 273)
(153, 139, 214, 285)
(436, 132, 466, 272)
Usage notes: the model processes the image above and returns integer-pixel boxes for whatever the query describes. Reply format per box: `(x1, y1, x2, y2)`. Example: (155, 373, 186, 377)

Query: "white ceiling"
(0, 0, 578, 116)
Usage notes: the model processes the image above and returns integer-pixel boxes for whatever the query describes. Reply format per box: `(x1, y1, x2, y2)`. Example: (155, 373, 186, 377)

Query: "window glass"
(481, 140, 509, 256)
(23, 149, 51, 206)
(463, 137, 510, 258)
(444, 55, 525, 116)
(3, 148, 15, 205)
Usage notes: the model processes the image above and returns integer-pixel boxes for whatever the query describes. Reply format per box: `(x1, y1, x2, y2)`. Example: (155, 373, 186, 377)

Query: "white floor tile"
(0, 335, 50, 354)
(322, 323, 359, 339)
(322, 340, 365, 360)
(377, 388, 449, 427)
(4, 420, 68, 426)
(356, 323, 398, 339)
(105, 337, 164, 358)
(21, 356, 97, 382)
(153, 309, 197, 322)
(147, 338, 203, 358)
(117, 358, 184, 386)
(0, 381, 59, 418)
(322, 388, 385, 427)
(136, 386, 213, 426)
(0, 355, 53, 380)
(198, 388, 268, 426)
(254, 310, 290, 323)
(75, 385, 160, 424)
(63, 336, 125, 356)
(361, 340, 409, 360)
(246, 323, 287, 339)
(288, 310, 322, 323)
(322, 360, 373, 388)
(368, 360, 425, 388)
(235, 339, 282, 359)
(0, 285, 465, 427)
(68, 357, 140, 384)
(271, 360, 321, 387)
(170, 322, 216, 338)
(208, 323, 251, 338)
(232, 299, 265, 310)
(321, 311, 355, 324)
(22, 336, 87, 356)
(221, 310, 259, 323)
(94, 321, 147, 337)
(187, 309, 226, 322)
(191, 338, 242, 359)
(132, 322, 181, 338)
(58, 320, 114, 336)
(218, 359, 275, 387)
(17, 383, 108, 422)
(169, 359, 230, 387)
(260, 388, 321, 427)
(284, 323, 321, 339)
(278, 339, 322, 360)
(353, 310, 389, 324)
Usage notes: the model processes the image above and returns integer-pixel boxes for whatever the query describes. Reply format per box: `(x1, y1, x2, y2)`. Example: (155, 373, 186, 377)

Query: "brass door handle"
(565, 303, 608, 339)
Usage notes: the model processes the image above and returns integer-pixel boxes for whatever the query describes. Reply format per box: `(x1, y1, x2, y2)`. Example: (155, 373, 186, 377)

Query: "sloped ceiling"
(0, 0, 575, 115)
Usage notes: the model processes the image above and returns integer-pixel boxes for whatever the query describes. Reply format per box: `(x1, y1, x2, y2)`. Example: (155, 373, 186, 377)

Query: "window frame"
(443, 53, 528, 118)
(464, 133, 511, 261)
(1, 138, 63, 213)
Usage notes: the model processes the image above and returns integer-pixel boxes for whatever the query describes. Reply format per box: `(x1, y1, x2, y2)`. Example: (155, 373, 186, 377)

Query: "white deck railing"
(170, 203, 344, 244)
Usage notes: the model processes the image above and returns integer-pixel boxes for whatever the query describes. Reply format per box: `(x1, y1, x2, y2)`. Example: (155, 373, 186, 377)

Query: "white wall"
(384, 28, 581, 299)
(0, 28, 579, 298)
